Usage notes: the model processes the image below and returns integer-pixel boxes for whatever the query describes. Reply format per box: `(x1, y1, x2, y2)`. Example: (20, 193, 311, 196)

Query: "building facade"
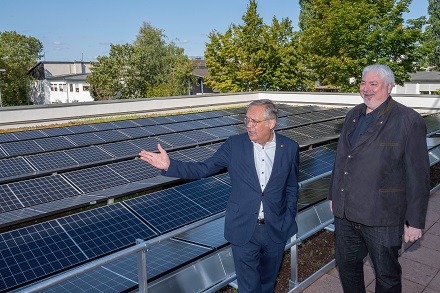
(392, 71, 440, 95)
(28, 61, 93, 104)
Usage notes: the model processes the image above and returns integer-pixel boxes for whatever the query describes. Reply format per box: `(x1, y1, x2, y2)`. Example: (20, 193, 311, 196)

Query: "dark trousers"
(231, 223, 286, 293)
(334, 217, 403, 293)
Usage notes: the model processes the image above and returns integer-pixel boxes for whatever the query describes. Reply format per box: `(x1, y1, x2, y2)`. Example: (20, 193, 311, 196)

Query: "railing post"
(289, 234, 299, 290)
(137, 239, 149, 293)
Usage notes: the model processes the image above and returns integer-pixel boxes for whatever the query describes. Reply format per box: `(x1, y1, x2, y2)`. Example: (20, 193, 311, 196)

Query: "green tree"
(204, 0, 311, 92)
(87, 22, 194, 100)
(0, 31, 43, 106)
(299, 0, 424, 92)
(418, 0, 440, 71)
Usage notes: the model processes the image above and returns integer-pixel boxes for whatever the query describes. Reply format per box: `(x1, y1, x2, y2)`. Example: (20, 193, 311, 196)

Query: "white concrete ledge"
(0, 92, 439, 130)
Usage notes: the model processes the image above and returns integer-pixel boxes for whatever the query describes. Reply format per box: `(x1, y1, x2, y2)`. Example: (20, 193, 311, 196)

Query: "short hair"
(247, 99, 278, 120)
(362, 64, 395, 86)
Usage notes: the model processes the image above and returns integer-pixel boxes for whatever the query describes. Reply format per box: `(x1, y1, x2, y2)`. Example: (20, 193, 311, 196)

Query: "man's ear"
(269, 119, 276, 129)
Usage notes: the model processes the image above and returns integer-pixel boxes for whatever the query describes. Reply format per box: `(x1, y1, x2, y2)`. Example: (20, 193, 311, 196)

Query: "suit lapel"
(243, 138, 261, 188)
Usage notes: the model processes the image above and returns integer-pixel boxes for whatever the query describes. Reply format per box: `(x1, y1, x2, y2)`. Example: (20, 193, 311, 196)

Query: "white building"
(392, 71, 440, 95)
(28, 61, 93, 104)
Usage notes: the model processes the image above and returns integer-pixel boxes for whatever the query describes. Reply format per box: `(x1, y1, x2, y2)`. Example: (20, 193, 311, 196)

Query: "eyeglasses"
(244, 117, 268, 127)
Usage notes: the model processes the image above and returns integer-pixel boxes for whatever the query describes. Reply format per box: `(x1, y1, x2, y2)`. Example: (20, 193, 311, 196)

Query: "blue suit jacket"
(163, 132, 299, 246)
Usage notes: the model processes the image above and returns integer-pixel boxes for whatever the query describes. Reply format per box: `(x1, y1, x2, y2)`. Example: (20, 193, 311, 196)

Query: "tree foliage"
(204, 0, 312, 93)
(298, 0, 424, 91)
(87, 22, 194, 100)
(0, 31, 43, 106)
(418, 0, 440, 71)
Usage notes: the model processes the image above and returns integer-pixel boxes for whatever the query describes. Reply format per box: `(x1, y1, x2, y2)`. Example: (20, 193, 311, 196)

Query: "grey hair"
(247, 99, 278, 120)
(362, 64, 395, 86)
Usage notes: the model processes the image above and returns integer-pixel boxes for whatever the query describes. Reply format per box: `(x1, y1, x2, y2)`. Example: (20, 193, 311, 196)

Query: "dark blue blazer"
(162, 132, 299, 246)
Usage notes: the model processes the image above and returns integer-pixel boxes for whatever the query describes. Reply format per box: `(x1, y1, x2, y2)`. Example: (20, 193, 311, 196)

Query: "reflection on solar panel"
(167, 114, 194, 122)
(142, 125, 173, 135)
(6, 175, 80, 211)
(0, 157, 35, 179)
(111, 119, 141, 128)
(1, 140, 44, 156)
(149, 116, 176, 124)
(131, 118, 156, 126)
(35, 136, 76, 152)
(213, 172, 231, 186)
(13, 129, 46, 140)
(175, 217, 227, 248)
(66, 132, 106, 147)
(0, 220, 88, 292)
(0, 148, 6, 158)
(64, 146, 113, 164)
(41, 127, 74, 137)
(108, 159, 160, 182)
(157, 133, 198, 148)
(57, 204, 157, 259)
(26, 151, 78, 171)
(63, 165, 130, 193)
(174, 178, 231, 214)
(199, 117, 232, 127)
(162, 121, 199, 132)
(98, 141, 141, 158)
(277, 129, 312, 145)
(201, 126, 237, 139)
(0, 185, 23, 213)
(425, 114, 440, 134)
(197, 110, 229, 119)
(94, 130, 130, 143)
(124, 189, 211, 233)
(298, 176, 331, 210)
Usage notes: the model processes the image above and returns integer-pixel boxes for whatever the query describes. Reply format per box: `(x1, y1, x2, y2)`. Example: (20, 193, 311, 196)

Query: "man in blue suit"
(139, 99, 299, 293)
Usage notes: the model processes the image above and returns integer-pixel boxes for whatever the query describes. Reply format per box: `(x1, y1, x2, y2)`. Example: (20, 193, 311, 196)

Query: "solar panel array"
(1, 104, 438, 292)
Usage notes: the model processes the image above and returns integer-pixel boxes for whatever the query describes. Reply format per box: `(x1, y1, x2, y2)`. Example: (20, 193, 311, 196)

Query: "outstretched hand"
(404, 225, 423, 243)
(139, 144, 170, 170)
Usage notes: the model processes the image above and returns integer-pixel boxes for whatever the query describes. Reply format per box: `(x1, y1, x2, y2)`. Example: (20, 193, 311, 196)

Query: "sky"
(0, 0, 430, 62)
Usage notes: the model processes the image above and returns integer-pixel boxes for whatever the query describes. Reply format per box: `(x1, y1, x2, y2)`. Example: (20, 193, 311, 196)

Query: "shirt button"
(341, 188, 344, 192)
(344, 171, 348, 175)
(348, 155, 352, 158)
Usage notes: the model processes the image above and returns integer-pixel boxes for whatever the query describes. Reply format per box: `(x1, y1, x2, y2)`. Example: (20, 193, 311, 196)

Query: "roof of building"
(409, 71, 440, 82)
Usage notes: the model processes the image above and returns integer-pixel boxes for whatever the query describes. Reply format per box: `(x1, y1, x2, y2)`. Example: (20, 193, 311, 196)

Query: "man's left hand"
(404, 225, 423, 243)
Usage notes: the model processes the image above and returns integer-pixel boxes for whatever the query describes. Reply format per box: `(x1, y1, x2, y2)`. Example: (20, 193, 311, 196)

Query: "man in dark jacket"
(139, 99, 299, 293)
(328, 64, 430, 292)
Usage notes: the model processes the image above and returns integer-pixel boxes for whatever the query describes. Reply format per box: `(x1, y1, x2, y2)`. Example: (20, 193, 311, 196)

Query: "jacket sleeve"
(404, 114, 430, 229)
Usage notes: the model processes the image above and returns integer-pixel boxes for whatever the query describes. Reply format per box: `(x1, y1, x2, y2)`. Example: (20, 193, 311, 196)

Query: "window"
(75, 85, 79, 92)
(70, 84, 73, 92)
(50, 83, 55, 91)
(83, 85, 90, 91)
(59, 84, 65, 92)
(420, 91, 430, 95)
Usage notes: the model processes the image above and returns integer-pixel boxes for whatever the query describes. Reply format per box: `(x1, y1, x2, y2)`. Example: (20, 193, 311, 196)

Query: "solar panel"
(93, 130, 130, 143)
(40, 127, 74, 137)
(108, 159, 161, 182)
(157, 133, 198, 148)
(89, 122, 118, 131)
(123, 189, 212, 233)
(0, 148, 6, 158)
(175, 217, 227, 248)
(213, 172, 231, 186)
(66, 124, 98, 134)
(1, 140, 45, 156)
(169, 145, 216, 162)
(118, 127, 152, 139)
(174, 178, 231, 214)
(63, 165, 130, 193)
(6, 175, 81, 210)
(0, 185, 23, 213)
(161, 121, 199, 132)
(142, 125, 174, 135)
(298, 176, 331, 210)
(199, 117, 232, 127)
(13, 129, 46, 140)
(57, 204, 157, 259)
(0, 157, 35, 179)
(0, 132, 18, 143)
(64, 146, 113, 164)
(182, 130, 219, 144)
(299, 144, 336, 182)
(35, 136, 76, 152)
(66, 132, 106, 147)
(148, 116, 176, 124)
(200, 126, 236, 139)
(197, 110, 229, 119)
(98, 141, 142, 158)
(26, 151, 78, 171)
(0, 220, 88, 292)
(131, 117, 156, 126)
(110, 120, 141, 128)
(130, 137, 172, 152)
(167, 113, 194, 122)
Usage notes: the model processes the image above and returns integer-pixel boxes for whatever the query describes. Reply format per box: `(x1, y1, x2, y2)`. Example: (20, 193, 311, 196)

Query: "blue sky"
(0, 0, 429, 62)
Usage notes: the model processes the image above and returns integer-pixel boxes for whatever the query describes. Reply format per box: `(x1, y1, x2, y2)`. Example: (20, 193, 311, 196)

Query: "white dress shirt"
(253, 131, 276, 219)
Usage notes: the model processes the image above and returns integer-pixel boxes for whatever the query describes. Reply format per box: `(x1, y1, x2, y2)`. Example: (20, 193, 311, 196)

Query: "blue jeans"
(334, 217, 403, 293)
